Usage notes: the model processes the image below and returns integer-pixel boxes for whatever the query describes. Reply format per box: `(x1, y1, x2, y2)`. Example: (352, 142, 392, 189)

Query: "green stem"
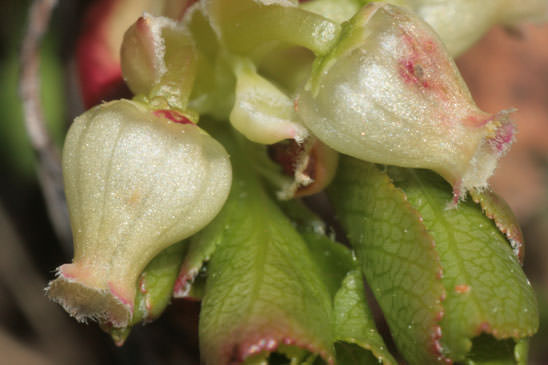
(208, 0, 341, 56)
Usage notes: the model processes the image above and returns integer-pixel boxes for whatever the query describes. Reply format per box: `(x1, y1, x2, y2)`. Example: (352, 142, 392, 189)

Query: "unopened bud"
(76, 0, 194, 107)
(121, 14, 197, 110)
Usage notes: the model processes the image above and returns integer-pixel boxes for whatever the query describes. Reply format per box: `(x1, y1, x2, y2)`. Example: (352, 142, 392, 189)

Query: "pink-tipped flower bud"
(47, 99, 231, 326)
(76, 0, 195, 108)
(121, 14, 197, 109)
(296, 3, 515, 201)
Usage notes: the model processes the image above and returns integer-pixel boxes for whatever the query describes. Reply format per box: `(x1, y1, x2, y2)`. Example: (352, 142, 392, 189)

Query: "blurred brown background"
(458, 24, 548, 364)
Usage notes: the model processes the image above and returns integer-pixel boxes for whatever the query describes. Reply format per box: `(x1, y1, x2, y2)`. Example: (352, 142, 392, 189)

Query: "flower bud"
(121, 14, 197, 109)
(76, 0, 194, 107)
(47, 99, 231, 326)
(297, 3, 514, 201)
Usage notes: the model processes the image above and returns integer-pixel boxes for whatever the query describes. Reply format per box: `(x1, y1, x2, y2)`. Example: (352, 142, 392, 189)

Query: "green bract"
(387, 167, 538, 361)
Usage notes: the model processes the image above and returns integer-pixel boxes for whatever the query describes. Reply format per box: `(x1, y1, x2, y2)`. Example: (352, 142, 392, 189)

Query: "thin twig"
(19, 0, 72, 251)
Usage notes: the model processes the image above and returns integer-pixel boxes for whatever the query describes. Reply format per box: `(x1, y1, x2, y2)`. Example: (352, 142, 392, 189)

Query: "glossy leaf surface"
(469, 189, 524, 264)
(334, 270, 397, 365)
(329, 157, 447, 364)
(387, 168, 538, 361)
(280, 200, 397, 364)
(199, 127, 334, 365)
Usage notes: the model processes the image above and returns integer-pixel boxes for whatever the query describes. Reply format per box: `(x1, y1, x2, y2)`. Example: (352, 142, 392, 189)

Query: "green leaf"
(198, 127, 334, 365)
(103, 241, 186, 345)
(280, 200, 397, 365)
(469, 189, 524, 264)
(206, 0, 341, 56)
(172, 215, 223, 299)
(334, 270, 397, 365)
(278, 199, 353, 297)
(328, 157, 448, 364)
(300, 230, 353, 299)
(386, 168, 538, 362)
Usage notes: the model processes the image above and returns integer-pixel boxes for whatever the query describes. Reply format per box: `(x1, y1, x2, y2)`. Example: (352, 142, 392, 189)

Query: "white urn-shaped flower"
(47, 99, 231, 326)
(297, 3, 515, 201)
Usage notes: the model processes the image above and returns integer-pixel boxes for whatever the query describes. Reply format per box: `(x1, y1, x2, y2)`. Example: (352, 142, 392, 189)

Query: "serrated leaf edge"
(334, 162, 451, 364)
(469, 189, 524, 265)
(224, 332, 335, 365)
